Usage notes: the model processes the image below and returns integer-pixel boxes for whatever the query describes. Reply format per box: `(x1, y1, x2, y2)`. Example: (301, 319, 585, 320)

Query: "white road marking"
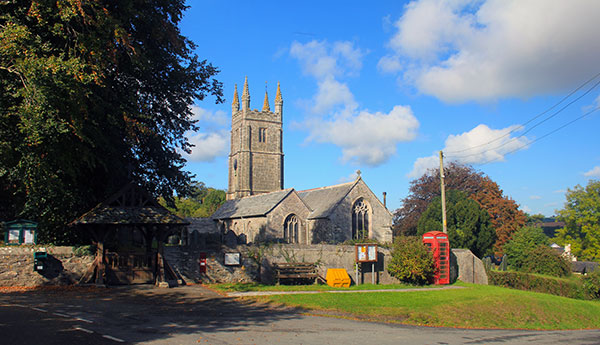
(31, 307, 47, 312)
(53, 312, 70, 318)
(102, 335, 125, 343)
(74, 327, 94, 334)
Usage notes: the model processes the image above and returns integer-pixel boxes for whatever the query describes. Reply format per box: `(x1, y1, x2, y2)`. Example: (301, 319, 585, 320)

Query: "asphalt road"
(1, 285, 599, 345)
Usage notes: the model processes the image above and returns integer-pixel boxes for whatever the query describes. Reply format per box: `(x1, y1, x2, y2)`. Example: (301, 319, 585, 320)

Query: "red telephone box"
(422, 231, 450, 285)
(198, 252, 207, 274)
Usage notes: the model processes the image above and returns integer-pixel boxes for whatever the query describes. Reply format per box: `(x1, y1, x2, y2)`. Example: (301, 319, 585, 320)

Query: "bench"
(273, 262, 318, 285)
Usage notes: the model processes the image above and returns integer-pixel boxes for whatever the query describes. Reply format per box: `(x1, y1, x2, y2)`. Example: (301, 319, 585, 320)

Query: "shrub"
(522, 245, 571, 277)
(582, 269, 600, 299)
(387, 236, 435, 285)
(489, 271, 588, 299)
(504, 226, 549, 270)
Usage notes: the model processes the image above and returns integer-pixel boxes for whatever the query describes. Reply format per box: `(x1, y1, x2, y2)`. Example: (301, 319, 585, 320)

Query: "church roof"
(298, 181, 357, 219)
(212, 189, 294, 219)
(71, 183, 188, 226)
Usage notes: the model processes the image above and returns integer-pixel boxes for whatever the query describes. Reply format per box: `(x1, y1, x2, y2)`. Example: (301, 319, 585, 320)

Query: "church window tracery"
(284, 214, 299, 244)
(352, 199, 369, 240)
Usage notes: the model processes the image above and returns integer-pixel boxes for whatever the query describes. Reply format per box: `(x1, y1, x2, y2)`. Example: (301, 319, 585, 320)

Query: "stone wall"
(0, 246, 93, 287)
(166, 244, 397, 285)
(165, 245, 488, 286)
(451, 249, 488, 284)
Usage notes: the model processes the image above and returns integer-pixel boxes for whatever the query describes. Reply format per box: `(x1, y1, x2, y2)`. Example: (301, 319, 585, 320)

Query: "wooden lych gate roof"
(71, 183, 188, 226)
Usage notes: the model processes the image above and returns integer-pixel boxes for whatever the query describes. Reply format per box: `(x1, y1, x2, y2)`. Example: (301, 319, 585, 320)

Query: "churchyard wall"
(0, 246, 93, 287)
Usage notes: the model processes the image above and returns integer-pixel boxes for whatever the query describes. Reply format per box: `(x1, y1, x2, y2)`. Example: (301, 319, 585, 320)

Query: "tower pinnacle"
(232, 84, 239, 112)
(262, 82, 270, 112)
(275, 81, 282, 104)
(274, 81, 283, 116)
(242, 76, 250, 111)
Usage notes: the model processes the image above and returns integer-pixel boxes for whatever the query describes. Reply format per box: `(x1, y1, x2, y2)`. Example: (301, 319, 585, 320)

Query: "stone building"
(227, 77, 283, 200)
(213, 78, 392, 244)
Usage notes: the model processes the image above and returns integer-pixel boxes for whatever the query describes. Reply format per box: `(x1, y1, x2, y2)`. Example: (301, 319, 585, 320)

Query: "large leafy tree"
(417, 190, 496, 258)
(0, 1, 223, 244)
(554, 180, 600, 261)
(395, 163, 525, 254)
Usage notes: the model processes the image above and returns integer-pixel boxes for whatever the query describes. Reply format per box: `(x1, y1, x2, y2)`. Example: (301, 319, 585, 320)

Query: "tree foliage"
(503, 226, 549, 270)
(394, 163, 525, 254)
(417, 190, 496, 257)
(159, 182, 226, 218)
(0, 1, 223, 243)
(387, 236, 435, 285)
(521, 245, 571, 278)
(554, 180, 600, 261)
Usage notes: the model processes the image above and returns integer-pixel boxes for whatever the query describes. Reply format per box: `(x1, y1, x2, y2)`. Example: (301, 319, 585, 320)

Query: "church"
(212, 78, 393, 244)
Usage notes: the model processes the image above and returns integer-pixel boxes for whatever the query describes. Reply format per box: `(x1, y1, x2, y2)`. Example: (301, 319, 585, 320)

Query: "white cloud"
(381, 0, 600, 103)
(521, 205, 533, 214)
(309, 106, 419, 166)
(408, 124, 530, 177)
(185, 131, 229, 162)
(338, 171, 360, 183)
(312, 77, 358, 116)
(190, 105, 227, 126)
(291, 40, 420, 166)
(584, 166, 600, 177)
(290, 40, 364, 80)
(377, 55, 403, 73)
(530, 195, 542, 200)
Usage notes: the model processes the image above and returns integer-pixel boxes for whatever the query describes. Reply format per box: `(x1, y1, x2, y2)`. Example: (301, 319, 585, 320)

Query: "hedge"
(488, 271, 592, 300)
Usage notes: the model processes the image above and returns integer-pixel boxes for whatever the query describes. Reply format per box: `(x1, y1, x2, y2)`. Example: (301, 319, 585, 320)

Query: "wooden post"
(96, 239, 105, 285)
(439, 151, 448, 234)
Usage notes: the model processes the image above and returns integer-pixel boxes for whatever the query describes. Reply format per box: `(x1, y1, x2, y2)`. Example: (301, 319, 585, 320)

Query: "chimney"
(383, 192, 387, 209)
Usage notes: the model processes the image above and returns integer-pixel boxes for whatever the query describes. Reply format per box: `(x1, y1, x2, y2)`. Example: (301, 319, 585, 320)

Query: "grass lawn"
(245, 283, 600, 330)
(209, 282, 432, 292)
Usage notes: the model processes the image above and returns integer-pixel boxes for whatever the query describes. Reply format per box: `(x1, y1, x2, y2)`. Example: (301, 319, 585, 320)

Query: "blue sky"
(179, 0, 600, 217)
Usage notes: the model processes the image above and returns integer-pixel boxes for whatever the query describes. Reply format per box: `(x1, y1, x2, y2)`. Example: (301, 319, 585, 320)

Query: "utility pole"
(439, 151, 447, 234)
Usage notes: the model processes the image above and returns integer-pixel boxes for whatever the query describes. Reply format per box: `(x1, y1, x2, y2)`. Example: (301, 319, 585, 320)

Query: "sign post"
(355, 244, 378, 285)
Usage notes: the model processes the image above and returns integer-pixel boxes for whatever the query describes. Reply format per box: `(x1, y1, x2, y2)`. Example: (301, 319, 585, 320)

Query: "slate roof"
(71, 184, 187, 226)
(185, 218, 219, 234)
(212, 189, 294, 219)
(298, 181, 356, 219)
(572, 261, 598, 274)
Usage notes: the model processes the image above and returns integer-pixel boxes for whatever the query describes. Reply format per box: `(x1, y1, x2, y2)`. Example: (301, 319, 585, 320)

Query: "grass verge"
(209, 282, 432, 292)
(249, 283, 600, 330)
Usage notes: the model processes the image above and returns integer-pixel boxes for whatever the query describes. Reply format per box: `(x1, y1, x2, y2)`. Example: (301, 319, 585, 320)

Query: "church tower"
(227, 78, 284, 200)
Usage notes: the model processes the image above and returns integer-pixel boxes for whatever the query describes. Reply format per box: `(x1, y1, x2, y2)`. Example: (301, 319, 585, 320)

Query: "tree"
(387, 236, 435, 285)
(521, 245, 571, 278)
(503, 226, 549, 270)
(394, 163, 525, 254)
(554, 180, 600, 261)
(417, 190, 496, 257)
(0, 1, 223, 243)
(159, 182, 226, 218)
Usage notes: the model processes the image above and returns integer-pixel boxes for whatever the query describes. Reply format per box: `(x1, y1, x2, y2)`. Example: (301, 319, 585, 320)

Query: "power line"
(445, 77, 600, 160)
(444, 71, 600, 155)
(466, 105, 600, 166)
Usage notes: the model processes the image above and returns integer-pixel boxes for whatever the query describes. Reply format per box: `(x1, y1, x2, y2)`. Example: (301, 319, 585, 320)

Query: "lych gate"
(71, 184, 188, 287)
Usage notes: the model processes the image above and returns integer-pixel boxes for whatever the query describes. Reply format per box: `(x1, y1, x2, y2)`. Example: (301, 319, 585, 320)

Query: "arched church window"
(284, 214, 299, 244)
(352, 199, 369, 240)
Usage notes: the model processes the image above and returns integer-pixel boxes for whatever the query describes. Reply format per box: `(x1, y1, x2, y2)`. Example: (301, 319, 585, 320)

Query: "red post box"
(198, 252, 207, 274)
(422, 231, 450, 285)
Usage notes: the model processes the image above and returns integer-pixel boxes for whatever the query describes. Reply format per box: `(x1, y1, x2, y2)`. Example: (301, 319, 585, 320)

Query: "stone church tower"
(227, 77, 284, 200)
